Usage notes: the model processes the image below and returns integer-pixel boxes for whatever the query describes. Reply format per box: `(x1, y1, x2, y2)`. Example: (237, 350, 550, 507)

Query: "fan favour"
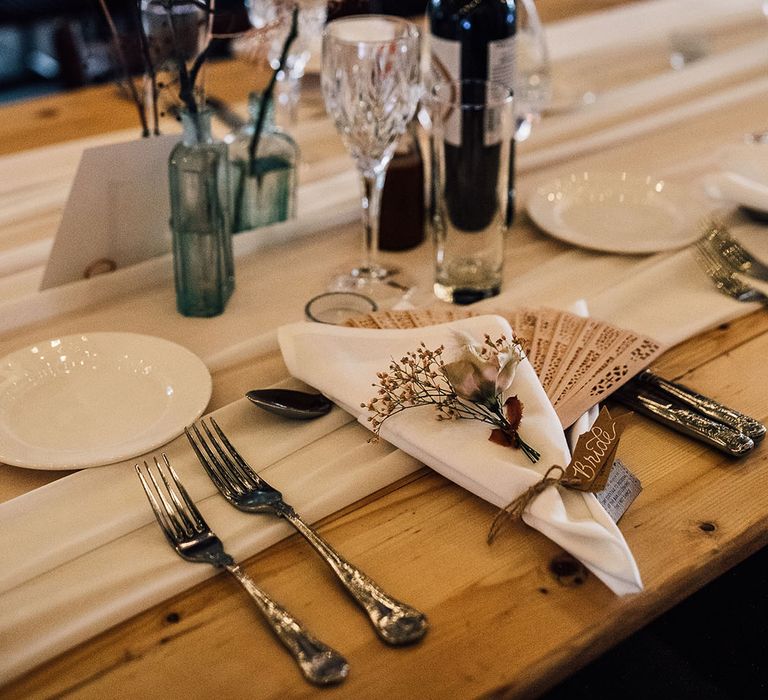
(346, 306, 666, 428)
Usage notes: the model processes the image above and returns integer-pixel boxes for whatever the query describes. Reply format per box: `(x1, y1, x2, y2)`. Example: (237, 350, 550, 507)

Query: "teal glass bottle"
(168, 108, 235, 317)
(227, 92, 298, 233)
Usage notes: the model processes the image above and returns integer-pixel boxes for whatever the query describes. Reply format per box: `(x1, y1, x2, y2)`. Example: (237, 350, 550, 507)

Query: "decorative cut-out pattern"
(345, 306, 666, 428)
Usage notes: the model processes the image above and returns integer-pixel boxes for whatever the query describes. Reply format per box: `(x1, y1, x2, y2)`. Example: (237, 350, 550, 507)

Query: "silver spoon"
(246, 388, 333, 420)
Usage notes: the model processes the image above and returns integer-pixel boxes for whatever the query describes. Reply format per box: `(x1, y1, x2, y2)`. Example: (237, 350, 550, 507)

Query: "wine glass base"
(350, 264, 392, 281)
(330, 268, 416, 311)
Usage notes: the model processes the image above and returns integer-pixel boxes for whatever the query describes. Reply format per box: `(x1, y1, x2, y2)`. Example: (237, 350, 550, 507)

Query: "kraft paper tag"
(596, 458, 642, 523)
(564, 407, 627, 492)
(487, 406, 637, 542)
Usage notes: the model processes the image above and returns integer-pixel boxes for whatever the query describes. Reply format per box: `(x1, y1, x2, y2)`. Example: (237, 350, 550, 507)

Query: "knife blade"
(614, 385, 754, 457)
(634, 370, 766, 442)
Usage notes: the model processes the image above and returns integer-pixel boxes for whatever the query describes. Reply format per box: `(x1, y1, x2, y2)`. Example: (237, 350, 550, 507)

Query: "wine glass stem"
(359, 169, 385, 277)
(276, 72, 301, 126)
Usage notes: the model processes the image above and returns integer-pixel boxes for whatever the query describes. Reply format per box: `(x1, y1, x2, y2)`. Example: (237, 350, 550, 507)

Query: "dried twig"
(98, 0, 149, 136)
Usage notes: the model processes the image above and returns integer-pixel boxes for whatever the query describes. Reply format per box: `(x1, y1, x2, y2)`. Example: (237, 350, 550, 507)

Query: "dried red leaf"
(503, 395, 524, 432)
(489, 428, 514, 447)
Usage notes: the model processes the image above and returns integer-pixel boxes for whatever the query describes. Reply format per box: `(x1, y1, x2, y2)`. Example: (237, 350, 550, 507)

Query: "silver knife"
(634, 370, 766, 442)
(614, 386, 754, 457)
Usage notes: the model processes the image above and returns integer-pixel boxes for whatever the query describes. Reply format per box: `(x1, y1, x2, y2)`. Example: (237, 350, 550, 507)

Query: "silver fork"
(703, 224, 768, 282)
(694, 240, 768, 305)
(185, 417, 428, 646)
(135, 454, 349, 685)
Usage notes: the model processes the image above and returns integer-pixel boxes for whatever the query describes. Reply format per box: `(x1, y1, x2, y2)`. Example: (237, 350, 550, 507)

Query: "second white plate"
(527, 171, 700, 254)
(0, 333, 211, 470)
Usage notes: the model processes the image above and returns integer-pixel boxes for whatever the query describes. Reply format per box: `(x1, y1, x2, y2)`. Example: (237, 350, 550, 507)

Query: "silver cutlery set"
(137, 418, 428, 685)
(615, 370, 765, 456)
(135, 222, 767, 683)
(615, 223, 767, 454)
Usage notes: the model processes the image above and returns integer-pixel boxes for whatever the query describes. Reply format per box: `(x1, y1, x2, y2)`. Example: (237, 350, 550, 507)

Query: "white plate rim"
(526, 170, 700, 254)
(0, 332, 212, 470)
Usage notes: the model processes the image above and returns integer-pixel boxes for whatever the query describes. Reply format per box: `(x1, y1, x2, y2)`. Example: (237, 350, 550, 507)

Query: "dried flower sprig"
(363, 334, 540, 463)
(97, 0, 150, 136)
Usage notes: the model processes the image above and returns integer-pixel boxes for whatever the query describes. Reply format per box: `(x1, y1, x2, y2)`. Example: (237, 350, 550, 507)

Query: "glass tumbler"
(427, 80, 514, 305)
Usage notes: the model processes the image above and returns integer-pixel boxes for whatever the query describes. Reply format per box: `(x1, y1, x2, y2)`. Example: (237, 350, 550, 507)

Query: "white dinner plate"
(527, 171, 701, 254)
(0, 333, 211, 470)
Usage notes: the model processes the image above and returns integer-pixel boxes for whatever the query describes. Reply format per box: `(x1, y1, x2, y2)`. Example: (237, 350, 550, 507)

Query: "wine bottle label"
(485, 36, 515, 147)
(429, 35, 462, 146)
(428, 34, 515, 147)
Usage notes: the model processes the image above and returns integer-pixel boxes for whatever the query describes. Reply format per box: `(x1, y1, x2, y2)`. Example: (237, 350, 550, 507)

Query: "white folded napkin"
(702, 141, 768, 214)
(703, 172, 768, 215)
(278, 315, 642, 596)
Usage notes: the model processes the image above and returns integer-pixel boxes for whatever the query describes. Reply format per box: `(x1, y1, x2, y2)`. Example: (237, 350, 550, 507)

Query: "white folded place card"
(41, 135, 178, 290)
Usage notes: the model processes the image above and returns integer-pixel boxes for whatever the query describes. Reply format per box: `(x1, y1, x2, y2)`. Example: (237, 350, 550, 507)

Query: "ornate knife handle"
(641, 372, 766, 442)
(282, 509, 428, 646)
(616, 388, 754, 457)
(225, 563, 349, 685)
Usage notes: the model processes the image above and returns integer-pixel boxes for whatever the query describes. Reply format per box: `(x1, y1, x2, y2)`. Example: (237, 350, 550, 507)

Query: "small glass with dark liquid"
(379, 123, 425, 252)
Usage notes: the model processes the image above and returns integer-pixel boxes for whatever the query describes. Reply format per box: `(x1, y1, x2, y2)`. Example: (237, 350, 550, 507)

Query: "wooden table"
(2, 2, 768, 697)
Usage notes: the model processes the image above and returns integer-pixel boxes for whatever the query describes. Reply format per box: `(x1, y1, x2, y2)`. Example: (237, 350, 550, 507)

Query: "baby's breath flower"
(364, 334, 539, 463)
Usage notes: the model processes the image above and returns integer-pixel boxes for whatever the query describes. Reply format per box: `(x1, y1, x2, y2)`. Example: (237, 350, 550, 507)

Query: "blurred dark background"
(0, 0, 135, 102)
(0, 1, 428, 104)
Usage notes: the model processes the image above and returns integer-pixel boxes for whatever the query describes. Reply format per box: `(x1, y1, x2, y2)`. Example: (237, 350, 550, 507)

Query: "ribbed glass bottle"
(168, 108, 235, 317)
(227, 92, 298, 233)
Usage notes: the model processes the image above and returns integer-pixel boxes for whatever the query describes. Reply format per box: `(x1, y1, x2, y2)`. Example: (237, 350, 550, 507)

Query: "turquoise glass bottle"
(168, 108, 235, 317)
(227, 92, 298, 233)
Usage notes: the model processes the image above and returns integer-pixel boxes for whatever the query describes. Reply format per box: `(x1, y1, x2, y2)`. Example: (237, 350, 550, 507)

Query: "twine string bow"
(487, 465, 582, 544)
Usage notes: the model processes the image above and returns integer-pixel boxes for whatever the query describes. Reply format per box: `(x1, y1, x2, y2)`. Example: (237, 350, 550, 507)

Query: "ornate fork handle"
(281, 508, 428, 645)
(224, 563, 349, 685)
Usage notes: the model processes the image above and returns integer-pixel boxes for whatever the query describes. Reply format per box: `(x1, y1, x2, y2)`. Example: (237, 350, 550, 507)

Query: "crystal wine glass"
(246, 1, 328, 125)
(514, 0, 552, 141)
(321, 15, 421, 302)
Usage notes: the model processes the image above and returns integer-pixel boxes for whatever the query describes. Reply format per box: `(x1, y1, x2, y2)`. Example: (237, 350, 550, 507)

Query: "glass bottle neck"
(180, 108, 214, 146)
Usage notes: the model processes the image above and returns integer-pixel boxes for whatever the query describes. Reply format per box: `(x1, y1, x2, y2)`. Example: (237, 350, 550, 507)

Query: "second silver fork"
(694, 239, 768, 306)
(136, 455, 348, 685)
(703, 223, 768, 282)
(186, 417, 428, 646)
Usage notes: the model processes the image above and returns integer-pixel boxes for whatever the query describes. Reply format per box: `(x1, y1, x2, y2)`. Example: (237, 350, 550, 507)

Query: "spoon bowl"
(246, 388, 333, 420)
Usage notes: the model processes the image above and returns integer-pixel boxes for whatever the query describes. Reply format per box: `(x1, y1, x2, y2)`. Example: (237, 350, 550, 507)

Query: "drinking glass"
(246, 1, 328, 125)
(514, 0, 551, 141)
(321, 15, 421, 302)
(427, 80, 514, 304)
